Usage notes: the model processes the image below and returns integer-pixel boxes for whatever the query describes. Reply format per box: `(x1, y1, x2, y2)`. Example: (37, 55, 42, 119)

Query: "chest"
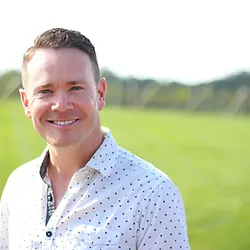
(8, 175, 140, 250)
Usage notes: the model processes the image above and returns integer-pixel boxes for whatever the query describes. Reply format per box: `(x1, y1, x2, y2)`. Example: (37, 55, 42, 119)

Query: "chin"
(46, 137, 74, 148)
(48, 137, 85, 150)
(51, 140, 75, 147)
(50, 142, 69, 148)
(45, 133, 90, 149)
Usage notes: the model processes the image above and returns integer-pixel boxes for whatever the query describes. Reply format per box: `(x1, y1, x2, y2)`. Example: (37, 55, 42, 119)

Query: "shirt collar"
(86, 127, 120, 177)
(38, 127, 119, 180)
(39, 150, 50, 180)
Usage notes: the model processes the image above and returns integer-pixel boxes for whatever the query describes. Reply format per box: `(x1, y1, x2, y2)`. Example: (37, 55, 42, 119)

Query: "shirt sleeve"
(137, 178, 190, 250)
(0, 179, 10, 249)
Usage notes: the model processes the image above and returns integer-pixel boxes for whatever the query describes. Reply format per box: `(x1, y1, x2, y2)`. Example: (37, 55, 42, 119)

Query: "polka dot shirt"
(0, 127, 190, 249)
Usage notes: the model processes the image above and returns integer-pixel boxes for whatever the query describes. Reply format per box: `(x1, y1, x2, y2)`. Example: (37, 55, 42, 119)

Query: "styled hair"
(22, 28, 100, 87)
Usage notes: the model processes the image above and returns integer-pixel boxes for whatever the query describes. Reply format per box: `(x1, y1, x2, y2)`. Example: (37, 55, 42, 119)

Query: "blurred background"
(0, 0, 250, 249)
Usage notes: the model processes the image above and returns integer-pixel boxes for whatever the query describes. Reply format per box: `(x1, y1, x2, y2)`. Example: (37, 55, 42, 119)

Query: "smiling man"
(0, 28, 190, 249)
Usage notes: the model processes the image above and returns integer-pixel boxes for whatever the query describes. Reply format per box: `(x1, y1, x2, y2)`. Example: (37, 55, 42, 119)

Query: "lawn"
(1, 100, 250, 250)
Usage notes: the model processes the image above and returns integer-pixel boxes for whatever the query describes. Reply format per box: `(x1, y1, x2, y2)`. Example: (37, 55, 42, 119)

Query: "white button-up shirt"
(0, 127, 190, 249)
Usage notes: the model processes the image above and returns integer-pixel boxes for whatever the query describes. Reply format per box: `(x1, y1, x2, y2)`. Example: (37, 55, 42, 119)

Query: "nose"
(51, 91, 73, 112)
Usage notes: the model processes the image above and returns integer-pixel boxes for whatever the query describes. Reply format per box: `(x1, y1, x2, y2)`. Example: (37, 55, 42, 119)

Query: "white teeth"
(52, 120, 76, 126)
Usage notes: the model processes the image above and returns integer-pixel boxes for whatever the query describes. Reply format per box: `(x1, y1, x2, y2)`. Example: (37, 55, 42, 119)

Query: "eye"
(39, 89, 53, 94)
(70, 86, 83, 91)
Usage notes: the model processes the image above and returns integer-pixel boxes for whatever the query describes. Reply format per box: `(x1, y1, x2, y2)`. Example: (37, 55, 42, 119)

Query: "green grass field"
(1, 100, 250, 250)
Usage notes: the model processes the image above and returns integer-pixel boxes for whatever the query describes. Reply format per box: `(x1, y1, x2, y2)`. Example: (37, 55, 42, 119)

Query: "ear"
(19, 88, 31, 119)
(97, 77, 107, 111)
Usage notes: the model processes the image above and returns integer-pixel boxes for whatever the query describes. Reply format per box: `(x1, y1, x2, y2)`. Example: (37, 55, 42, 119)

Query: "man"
(0, 28, 190, 249)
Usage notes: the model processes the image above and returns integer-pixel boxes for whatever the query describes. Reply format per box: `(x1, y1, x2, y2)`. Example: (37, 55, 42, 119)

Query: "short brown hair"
(22, 28, 100, 87)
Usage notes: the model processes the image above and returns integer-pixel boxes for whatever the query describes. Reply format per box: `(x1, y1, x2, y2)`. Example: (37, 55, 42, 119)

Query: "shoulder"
(3, 155, 43, 195)
(0, 156, 44, 215)
(117, 147, 189, 236)
(118, 146, 171, 181)
(8, 147, 48, 182)
(116, 146, 184, 200)
(9, 157, 41, 180)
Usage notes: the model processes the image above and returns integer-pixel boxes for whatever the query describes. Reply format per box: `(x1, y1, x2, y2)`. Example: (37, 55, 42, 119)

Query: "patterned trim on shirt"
(38, 150, 55, 225)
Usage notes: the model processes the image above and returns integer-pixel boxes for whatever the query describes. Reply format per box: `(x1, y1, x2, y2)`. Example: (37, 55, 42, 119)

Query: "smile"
(48, 119, 79, 126)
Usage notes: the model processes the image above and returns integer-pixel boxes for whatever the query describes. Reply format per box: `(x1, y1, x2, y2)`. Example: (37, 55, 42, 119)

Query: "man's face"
(20, 48, 106, 149)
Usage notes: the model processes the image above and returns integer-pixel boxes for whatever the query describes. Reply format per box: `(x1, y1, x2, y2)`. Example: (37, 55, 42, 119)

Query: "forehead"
(26, 48, 93, 84)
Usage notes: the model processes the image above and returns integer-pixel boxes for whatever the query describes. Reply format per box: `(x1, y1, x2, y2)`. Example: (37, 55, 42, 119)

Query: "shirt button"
(46, 231, 52, 237)
(48, 194, 53, 202)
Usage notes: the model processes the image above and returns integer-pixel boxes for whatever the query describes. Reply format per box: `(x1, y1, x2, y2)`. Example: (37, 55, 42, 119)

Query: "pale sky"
(0, 0, 250, 84)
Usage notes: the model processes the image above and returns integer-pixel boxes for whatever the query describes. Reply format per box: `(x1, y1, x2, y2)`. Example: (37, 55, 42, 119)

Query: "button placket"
(41, 228, 55, 249)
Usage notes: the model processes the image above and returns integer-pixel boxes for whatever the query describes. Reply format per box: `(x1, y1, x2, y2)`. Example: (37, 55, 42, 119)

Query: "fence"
(1, 73, 250, 115)
(106, 81, 250, 115)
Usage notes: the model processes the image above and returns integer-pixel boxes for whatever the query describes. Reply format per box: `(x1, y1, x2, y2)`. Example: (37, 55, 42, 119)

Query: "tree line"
(1, 69, 250, 114)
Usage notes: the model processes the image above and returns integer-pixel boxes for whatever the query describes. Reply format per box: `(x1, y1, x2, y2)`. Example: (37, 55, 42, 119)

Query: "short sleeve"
(137, 179, 190, 250)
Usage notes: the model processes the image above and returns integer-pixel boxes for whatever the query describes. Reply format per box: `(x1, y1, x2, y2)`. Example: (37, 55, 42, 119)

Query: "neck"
(47, 129, 104, 181)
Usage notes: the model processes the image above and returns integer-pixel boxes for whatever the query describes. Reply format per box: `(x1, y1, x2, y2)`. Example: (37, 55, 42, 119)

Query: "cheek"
(76, 92, 98, 107)
(30, 100, 50, 121)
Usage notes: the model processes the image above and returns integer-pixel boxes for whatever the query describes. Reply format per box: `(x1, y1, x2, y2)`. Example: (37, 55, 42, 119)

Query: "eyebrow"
(33, 83, 53, 94)
(38, 83, 54, 89)
(67, 80, 87, 86)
